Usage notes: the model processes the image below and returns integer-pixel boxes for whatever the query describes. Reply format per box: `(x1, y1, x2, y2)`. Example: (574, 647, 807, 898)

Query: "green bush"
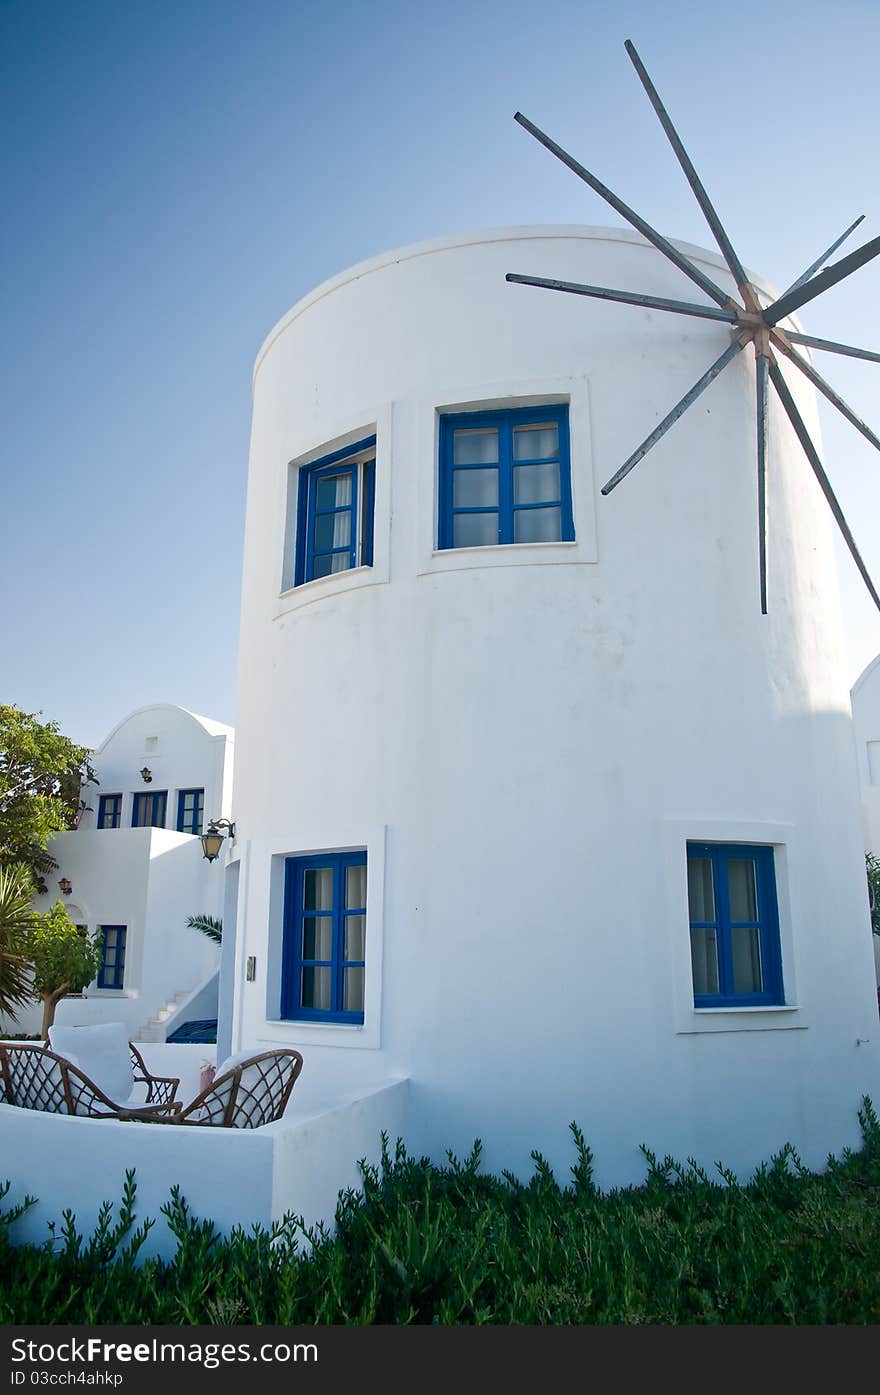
(2, 1103, 880, 1324)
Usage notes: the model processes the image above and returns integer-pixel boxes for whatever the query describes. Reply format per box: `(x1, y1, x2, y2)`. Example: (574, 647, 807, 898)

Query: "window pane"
(687, 857, 715, 922)
(453, 512, 498, 548)
(514, 506, 561, 542)
(314, 511, 351, 553)
(343, 967, 365, 1013)
(345, 864, 367, 909)
(453, 429, 498, 464)
(453, 467, 498, 508)
(732, 926, 763, 994)
(301, 967, 332, 1010)
(301, 916, 333, 961)
(728, 859, 758, 922)
(330, 551, 351, 574)
(303, 868, 333, 911)
(514, 461, 560, 505)
(311, 553, 335, 578)
(690, 927, 719, 995)
(513, 424, 558, 460)
(315, 473, 352, 509)
(344, 914, 366, 961)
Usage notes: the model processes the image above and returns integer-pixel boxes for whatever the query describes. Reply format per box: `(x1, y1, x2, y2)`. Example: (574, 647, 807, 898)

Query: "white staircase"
(136, 989, 193, 1043)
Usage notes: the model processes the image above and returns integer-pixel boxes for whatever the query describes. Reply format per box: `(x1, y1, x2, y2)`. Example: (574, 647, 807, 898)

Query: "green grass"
(2, 1101, 880, 1324)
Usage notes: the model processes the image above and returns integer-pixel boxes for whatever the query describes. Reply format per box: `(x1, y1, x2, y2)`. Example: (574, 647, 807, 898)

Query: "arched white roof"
(94, 703, 234, 753)
(851, 653, 880, 700)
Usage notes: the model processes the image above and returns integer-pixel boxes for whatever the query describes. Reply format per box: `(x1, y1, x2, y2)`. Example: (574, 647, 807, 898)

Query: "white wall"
(230, 226, 880, 1188)
(849, 655, 880, 981)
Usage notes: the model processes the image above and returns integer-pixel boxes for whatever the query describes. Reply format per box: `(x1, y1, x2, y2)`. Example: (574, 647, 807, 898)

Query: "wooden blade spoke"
(505, 272, 737, 322)
(775, 339, 880, 454)
(514, 111, 734, 310)
(781, 216, 865, 297)
(756, 353, 769, 615)
(768, 359, 880, 613)
(624, 39, 749, 293)
(601, 341, 743, 495)
(784, 331, 880, 365)
(765, 233, 880, 327)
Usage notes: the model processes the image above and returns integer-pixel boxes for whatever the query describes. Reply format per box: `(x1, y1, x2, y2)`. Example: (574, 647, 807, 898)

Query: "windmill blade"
(624, 39, 750, 293)
(505, 272, 738, 322)
(756, 353, 769, 615)
(764, 233, 880, 327)
(773, 338, 880, 454)
(514, 111, 734, 310)
(601, 341, 743, 495)
(781, 215, 865, 297)
(785, 331, 880, 365)
(767, 358, 880, 613)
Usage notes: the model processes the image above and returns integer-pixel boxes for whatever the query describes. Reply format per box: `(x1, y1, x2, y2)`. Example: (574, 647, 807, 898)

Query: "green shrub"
(2, 1102, 880, 1324)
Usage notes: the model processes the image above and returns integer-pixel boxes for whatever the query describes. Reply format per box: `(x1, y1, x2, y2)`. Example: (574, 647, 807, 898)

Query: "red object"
(199, 1063, 216, 1094)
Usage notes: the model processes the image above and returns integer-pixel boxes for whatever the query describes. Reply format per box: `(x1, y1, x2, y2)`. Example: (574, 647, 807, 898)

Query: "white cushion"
(214, 1048, 256, 1079)
(48, 1022, 134, 1104)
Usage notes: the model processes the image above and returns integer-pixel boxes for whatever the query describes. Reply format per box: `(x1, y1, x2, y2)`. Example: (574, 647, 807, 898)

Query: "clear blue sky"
(3, 0, 879, 747)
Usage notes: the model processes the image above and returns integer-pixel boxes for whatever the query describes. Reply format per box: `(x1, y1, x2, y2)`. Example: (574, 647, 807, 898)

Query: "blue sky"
(3, 0, 879, 747)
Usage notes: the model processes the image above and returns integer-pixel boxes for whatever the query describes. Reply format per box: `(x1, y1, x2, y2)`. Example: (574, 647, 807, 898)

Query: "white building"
(5, 704, 234, 1041)
(220, 225, 880, 1189)
(849, 656, 880, 982)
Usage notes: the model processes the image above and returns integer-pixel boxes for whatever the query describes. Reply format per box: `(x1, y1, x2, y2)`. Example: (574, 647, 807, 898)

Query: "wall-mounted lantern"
(200, 818, 236, 863)
(58, 878, 72, 896)
(140, 767, 153, 783)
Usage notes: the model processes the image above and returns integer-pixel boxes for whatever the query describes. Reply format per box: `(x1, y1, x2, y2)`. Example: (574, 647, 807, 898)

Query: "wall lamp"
(200, 819, 236, 863)
(58, 878, 72, 896)
(140, 767, 153, 783)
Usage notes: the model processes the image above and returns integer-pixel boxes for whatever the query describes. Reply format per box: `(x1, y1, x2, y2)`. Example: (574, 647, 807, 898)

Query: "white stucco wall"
(2, 705, 234, 1040)
(849, 655, 880, 981)
(229, 225, 880, 1189)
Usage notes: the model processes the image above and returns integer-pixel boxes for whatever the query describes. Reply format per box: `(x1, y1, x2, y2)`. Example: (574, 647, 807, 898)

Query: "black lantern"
(58, 878, 72, 896)
(140, 767, 153, 783)
(200, 819, 235, 862)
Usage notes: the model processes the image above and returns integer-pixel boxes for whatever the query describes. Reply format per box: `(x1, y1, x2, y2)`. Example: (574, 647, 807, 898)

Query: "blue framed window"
(686, 843, 784, 1007)
(281, 852, 367, 1023)
(97, 925, 126, 990)
(97, 794, 122, 829)
(439, 404, 574, 550)
(294, 437, 376, 585)
(177, 788, 205, 835)
(132, 791, 167, 828)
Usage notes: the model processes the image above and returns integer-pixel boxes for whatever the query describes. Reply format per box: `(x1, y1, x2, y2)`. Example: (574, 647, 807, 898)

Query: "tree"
(27, 901, 102, 1038)
(186, 913, 222, 945)
(0, 865, 35, 1022)
(0, 705, 96, 893)
(867, 853, 880, 936)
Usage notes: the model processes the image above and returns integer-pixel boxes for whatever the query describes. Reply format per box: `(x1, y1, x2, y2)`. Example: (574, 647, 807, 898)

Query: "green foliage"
(0, 865, 36, 1021)
(0, 705, 96, 893)
(26, 901, 102, 1034)
(866, 853, 880, 935)
(2, 1104, 880, 1324)
(186, 914, 223, 945)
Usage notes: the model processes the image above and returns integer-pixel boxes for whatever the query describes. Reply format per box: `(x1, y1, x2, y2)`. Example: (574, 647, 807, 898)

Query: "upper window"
(281, 851, 367, 1024)
(294, 437, 376, 585)
(97, 925, 126, 990)
(686, 843, 783, 1007)
(177, 788, 205, 835)
(132, 791, 167, 829)
(97, 794, 122, 829)
(438, 404, 574, 550)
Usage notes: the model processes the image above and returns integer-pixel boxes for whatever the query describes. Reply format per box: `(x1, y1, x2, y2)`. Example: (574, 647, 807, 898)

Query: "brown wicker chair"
(128, 1042, 180, 1106)
(161, 1049, 304, 1128)
(0, 1044, 180, 1120)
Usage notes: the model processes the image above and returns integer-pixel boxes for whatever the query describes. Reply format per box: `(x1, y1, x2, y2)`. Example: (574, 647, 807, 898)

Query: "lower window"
(132, 791, 167, 828)
(97, 925, 127, 990)
(281, 852, 366, 1023)
(686, 843, 783, 1007)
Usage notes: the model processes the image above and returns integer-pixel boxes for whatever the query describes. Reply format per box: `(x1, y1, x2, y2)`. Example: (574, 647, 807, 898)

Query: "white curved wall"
(231, 226, 879, 1186)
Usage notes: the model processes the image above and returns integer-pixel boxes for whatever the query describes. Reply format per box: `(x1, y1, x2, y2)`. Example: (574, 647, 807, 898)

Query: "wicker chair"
(128, 1042, 180, 1107)
(0, 1044, 180, 1120)
(165, 1049, 304, 1128)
